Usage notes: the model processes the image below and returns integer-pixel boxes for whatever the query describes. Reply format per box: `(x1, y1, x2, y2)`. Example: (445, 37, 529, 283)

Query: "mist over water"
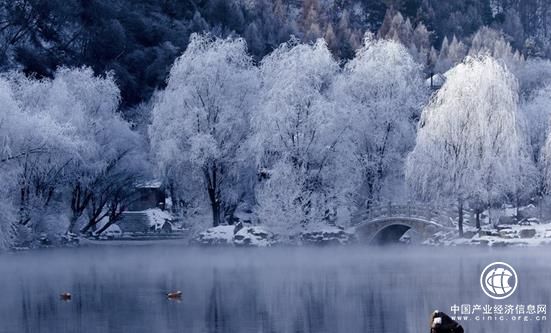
(0, 245, 548, 333)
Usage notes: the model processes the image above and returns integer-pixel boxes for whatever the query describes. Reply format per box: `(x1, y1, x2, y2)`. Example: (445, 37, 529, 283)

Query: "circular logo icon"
(480, 262, 518, 300)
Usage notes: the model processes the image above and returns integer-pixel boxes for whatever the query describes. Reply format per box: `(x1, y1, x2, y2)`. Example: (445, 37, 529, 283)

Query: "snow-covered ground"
(422, 203, 551, 247)
(425, 223, 551, 247)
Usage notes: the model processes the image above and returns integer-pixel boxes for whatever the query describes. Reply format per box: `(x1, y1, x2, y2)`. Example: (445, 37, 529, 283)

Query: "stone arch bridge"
(352, 203, 463, 244)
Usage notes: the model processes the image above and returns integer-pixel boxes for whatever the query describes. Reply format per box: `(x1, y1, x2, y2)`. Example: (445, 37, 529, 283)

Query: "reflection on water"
(0, 245, 549, 333)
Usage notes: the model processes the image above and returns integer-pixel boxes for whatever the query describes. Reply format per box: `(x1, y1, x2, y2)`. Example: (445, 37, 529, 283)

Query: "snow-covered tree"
(0, 171, 15, 249)
(532, 86, 551, 197)
(252, 39, 347, 234)
(541, 134, 551, 196)
(469, 27, 522, 69)
(435, 35, 467, 73)
(1, 67, 141, 238)
(0, 72, 85, 237)
(0, 79, 32, 247)
(516, 59, 551, 96)
(378, 11, 434, 71)
(149, 34, 259, 227)
(436, 36, 450, 69)
(448, 36, 468, 65)
(522, 85, 551, 165)
(406, 56, 528, 235)
(410, 22, 432, 66)
(511, 61, 551, 204)
(334, 36, 426, 209)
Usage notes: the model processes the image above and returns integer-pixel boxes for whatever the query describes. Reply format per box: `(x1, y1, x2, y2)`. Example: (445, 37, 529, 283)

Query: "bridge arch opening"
(370, 224, 412, 245)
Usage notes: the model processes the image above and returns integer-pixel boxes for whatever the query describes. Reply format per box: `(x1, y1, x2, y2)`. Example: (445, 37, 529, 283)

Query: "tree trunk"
(168, 182, 177, 214)
(224, 203, 238, 225)
(96, 221, 114, 235)
(458, 198, 464, 237)
(539, 194, 544, 220)
(67, 213, 80, 234)
(81, 215, 104, 235)
(18, 185, 30, 225)
(364, 169, 375, 211)
(515, 193, 520, 220)
(80, 220, 94, 235)
(68, 182, 92, 234)
(205, 162, 221, 227)
(209, 187, 220, 227)
(475, 211, 481, 229)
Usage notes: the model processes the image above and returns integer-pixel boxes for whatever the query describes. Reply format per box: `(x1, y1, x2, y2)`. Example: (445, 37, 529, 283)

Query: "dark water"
(0, 245, 549, 333)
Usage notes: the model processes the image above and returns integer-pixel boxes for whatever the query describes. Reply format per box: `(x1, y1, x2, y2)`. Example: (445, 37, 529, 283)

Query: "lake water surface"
(0, 245, 549, 333)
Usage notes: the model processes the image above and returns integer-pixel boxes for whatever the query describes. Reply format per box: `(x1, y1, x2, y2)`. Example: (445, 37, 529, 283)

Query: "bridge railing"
(352, 202, 467, 228)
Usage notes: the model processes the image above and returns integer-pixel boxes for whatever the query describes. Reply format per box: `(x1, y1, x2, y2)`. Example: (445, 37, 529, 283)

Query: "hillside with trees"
(2, 0, 551, 106)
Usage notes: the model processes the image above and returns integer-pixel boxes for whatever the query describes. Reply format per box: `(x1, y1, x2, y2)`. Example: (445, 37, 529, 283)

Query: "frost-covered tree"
(522, 85, 551, 165)
(510, 61, 551, 205)
(150, 34, 259, 227)
(469, 27, 522, 69)
(0, 172, 15, 249)
(435, 35, 467, 73)
(252, 39, 347, 234)
(436, 37, 449, 71)
(410, 22, 432, 66)
(530, 86, 551, 198)
(541, 133, 551, 197)
(0, 79, 41, 247)
(379, 11, 433, 69)
(516, 59, 551, 96)
(448, 36, 468, 64)
(0, 72, 83, 236)
(406, 56, 528, 235)
(2, 68, 141, 237)
(334, 36, 426, 209)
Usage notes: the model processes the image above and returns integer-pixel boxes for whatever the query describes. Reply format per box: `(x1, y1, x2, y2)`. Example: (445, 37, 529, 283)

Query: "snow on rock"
(193, 225, 235, 246)
(100, 224, 122, 239)
(422, 229, 457, 246)
(193, 224, 275, 247)
(233, 226, 275, 247)
(193, 224, 355, 246)
(424, 223, 551, 247)
(299, 226, 355, 245)
(144, 208, 173, 231)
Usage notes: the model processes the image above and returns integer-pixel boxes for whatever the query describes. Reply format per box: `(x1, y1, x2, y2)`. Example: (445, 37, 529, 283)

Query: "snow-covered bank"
(192, 224, 355, 247)
(425, 223, 551, 247)
(421, 203, 551, 247)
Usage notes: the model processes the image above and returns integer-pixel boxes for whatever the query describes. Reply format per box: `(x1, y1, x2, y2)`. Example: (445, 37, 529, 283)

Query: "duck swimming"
(166, 291, 182, 299)
(60, 292, 72, 301)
